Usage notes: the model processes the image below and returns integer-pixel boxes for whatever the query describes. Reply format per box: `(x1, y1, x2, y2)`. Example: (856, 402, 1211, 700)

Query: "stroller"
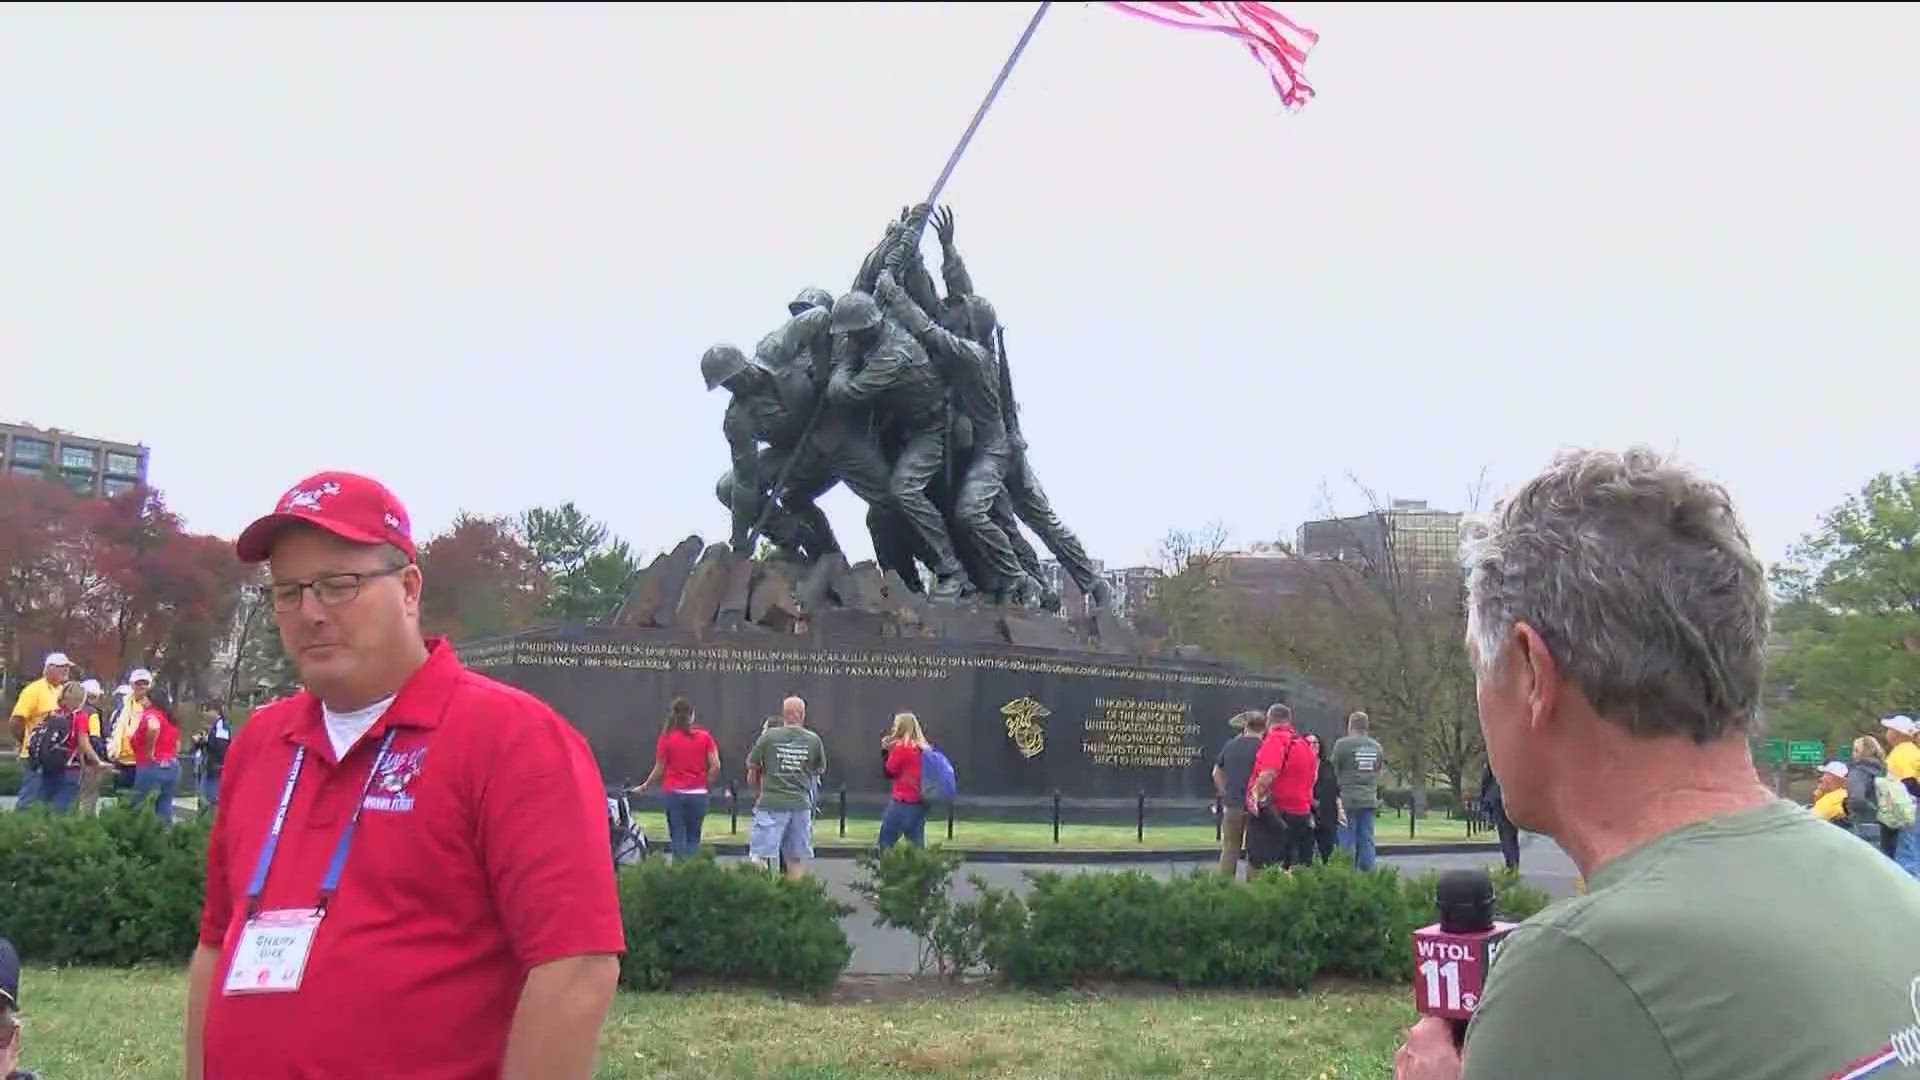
(606, 783, 651, 868)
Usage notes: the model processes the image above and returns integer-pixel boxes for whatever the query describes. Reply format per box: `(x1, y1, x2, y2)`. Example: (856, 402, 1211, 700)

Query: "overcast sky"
(3, 3, 1914, 571)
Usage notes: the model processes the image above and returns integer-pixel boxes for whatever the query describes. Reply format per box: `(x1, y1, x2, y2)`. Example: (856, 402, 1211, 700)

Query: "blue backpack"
(919, 746, 957, 803)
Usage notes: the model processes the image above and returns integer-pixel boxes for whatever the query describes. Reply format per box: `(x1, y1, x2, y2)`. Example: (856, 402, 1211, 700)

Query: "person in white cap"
(1881, 715, 1920, 877)
(9, 653, 73, 810)
(1811, 761, 1850, 825)
(106, 669, 155, 794)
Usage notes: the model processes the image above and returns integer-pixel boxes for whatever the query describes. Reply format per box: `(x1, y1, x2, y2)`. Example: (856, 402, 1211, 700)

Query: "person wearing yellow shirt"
(1811, 761, 1850, 825)
(107, 670, 154, 794)
(9, 652, 74, 809)
(1881, 715, 1920, 879)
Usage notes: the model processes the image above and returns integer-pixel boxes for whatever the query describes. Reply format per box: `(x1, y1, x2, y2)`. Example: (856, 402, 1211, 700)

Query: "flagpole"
(917, 1, 1053, 221)
(740, 2, 1053, 558)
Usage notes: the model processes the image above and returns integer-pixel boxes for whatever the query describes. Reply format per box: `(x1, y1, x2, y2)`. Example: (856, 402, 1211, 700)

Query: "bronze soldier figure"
(824, 290, 976, 602)
(875, 258, 1035, 605)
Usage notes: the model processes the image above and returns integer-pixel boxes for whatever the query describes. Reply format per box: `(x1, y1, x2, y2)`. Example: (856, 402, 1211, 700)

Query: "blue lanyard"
(244, 728, 398, 919)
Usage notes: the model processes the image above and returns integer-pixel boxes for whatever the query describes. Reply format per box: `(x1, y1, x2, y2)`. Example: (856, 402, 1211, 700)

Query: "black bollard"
(1052, 790, 1061, 845)
(1213, 794, 1223, 841)
(838, 786, 848, 839)
(728, 783, 738, 836)
(1137, 790, 1146, 843)
(947, 799, 955, 841)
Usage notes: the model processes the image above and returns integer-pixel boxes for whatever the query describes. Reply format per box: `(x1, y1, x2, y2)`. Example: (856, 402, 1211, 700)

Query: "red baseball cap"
(235, 471, 417, 565)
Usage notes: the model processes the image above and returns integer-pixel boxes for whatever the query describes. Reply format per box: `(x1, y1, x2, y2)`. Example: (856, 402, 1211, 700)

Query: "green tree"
(517, 503, 640, 624)
(1768, 466, 1920, 746)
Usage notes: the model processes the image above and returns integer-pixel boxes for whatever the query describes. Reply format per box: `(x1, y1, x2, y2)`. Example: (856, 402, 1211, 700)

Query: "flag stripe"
(1105, 1, 1318, 110)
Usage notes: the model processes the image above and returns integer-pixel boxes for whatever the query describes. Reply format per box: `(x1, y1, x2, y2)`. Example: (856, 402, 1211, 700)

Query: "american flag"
(1105, 1, 1319, 111)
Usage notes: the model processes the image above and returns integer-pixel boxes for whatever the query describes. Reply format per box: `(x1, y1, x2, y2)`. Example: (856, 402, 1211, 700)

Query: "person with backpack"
(1848, 734, 1917, 860)
(24, 681, 107, 813)
(878, 712, 927, 849)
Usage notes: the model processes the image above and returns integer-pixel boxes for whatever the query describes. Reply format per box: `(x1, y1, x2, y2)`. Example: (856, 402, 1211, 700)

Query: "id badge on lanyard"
(222, 729, 397, 997)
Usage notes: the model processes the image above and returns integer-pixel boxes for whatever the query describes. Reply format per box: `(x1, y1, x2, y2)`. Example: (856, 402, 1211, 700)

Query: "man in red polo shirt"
(185, 472, 625, 1080)
(1247, 703, 1319, 870)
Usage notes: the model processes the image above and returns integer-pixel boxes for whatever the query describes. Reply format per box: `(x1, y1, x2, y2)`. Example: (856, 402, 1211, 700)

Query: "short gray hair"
(1266, 703, 1291, 724)
(1464, 448, 1769, 742)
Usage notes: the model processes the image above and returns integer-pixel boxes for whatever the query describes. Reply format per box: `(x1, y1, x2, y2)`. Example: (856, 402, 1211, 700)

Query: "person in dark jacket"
(1306, 734, 1340, 863)
(1479, 764, 1521, 870)
(1845, 737, 1890, 852)
(191, 699, 234, 815)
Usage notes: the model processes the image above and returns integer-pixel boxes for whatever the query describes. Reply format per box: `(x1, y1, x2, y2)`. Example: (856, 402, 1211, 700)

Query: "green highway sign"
(1757, 739, 1787, 766)
(1787, 740, 1825, 766)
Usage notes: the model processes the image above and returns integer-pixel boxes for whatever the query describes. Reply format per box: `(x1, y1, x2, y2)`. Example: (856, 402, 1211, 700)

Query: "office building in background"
(1, 421, 150, 498)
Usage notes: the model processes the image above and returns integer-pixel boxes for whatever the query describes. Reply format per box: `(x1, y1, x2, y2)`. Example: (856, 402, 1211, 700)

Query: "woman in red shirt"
(129, 688, 181, 822)
(635, 697, 719, 859)
(878, 711, 930, 849)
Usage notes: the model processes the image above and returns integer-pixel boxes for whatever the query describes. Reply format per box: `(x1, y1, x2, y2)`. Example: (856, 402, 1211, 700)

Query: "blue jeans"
(46, 768, 82, 812)
(132, 761, 180, 822)
(1898, 827, 1920, 880)
(662, 791, 707, 859)
(200, 772, 220, 814)
(1338, 807, 1377, 870)
(878, 799, 928, 849)
(15, 766, 46, 809)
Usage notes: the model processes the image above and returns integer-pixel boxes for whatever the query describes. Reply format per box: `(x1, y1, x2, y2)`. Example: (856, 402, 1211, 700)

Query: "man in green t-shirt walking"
(1331, 710, 1384, 870)
(1393, 449, 1920, 1080)
(746, 695, 827, 881)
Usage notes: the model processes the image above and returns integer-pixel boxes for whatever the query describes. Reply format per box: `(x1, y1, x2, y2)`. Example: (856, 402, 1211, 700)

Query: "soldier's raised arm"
(933, 206, 975, 299)
(876, 268, 975, 372)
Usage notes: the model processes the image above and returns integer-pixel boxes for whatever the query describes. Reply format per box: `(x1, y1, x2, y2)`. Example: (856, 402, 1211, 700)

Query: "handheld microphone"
(1411, 867, 1516, 1047)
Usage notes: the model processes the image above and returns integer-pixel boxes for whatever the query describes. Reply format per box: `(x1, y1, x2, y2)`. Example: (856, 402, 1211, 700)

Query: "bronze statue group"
(704, 203, 1111, 611)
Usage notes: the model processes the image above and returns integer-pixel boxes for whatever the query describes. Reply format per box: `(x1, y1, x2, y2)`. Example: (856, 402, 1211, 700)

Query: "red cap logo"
(236, 471, 416, 565)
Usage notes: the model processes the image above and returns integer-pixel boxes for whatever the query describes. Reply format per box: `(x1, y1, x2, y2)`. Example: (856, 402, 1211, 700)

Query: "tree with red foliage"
(0, 474, 246, 699)
(417, 513, 550, 640)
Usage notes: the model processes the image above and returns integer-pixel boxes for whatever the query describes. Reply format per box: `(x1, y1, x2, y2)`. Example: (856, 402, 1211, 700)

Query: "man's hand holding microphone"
(1394, 867, 1516, 1080)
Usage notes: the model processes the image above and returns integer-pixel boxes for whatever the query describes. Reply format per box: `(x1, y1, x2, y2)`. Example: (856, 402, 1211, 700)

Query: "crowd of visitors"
(1215, 705, 1386, 876)
(7, 653, 228, 822)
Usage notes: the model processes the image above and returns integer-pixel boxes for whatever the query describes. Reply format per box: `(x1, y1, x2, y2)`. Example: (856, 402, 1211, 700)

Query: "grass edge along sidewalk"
(629, 808, 1487, 854)
(19, 965, 1415, 1080)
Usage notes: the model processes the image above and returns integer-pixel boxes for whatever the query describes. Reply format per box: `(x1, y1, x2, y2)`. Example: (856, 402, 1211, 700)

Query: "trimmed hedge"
(0, 801, 209, 965)
(0, 757, 22, 798)
(616, 855, 853, 992)
(0, 806, 854, 992)
(854, 845, 1551, 991)
(1, 806, 1547, 996)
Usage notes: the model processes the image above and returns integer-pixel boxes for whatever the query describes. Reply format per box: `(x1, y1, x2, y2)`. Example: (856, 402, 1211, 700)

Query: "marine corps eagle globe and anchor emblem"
(1000, 697, 1051, 759)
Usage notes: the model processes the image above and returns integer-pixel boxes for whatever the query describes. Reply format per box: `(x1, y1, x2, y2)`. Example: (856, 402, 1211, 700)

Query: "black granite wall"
(460, 627, 1343, 803)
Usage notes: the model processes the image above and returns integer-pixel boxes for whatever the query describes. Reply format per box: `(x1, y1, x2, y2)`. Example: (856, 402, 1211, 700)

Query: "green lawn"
(637, 809, 1480, 851)
(15, 966, 1414, 1079)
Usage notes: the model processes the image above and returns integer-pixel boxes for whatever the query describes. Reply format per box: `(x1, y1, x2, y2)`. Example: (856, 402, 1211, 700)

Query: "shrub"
(0, 758, 21, 798)
(615, 854, 853, 992)
(0, 801, 209, 965)
(850, 843, 966, 977)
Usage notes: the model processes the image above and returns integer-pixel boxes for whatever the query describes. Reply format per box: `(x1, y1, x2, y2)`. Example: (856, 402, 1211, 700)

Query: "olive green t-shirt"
(747, 725, 826, 812)
(1463, 798, 1920, 1080)
(1331, 734, 1383, 810)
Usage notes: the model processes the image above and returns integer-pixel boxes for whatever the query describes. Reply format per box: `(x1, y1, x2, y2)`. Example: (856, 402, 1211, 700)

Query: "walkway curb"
(694, 839, 1499, 864)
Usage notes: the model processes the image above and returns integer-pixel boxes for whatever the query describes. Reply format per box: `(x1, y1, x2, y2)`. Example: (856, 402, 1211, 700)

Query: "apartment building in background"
(1296, 499, 1467, 584)
(1, 420, 150, 498)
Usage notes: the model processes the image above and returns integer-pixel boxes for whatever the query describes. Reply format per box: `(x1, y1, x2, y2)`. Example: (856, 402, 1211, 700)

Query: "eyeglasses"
(264, 564, 408, 613)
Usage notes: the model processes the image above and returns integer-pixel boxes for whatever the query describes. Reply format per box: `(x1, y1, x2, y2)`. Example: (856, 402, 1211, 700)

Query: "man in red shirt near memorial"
(1245, 703, 1319, 871)
(185, 471, 625, 1080)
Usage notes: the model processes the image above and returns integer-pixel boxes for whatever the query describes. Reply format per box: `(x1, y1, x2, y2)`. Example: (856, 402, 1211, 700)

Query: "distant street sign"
(1835, 744, 1853, 764)
(1757, 739, 1788, 767)
(1788, 740, 1825, 766)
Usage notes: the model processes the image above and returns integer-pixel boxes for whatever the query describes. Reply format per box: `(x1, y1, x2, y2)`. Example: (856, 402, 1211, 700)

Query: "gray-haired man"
(1393, 447, 1920, 1080)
